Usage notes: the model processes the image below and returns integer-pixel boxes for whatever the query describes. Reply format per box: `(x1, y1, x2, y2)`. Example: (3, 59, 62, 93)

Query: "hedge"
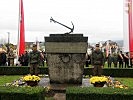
(66, 87, 133, 100)
(0, 86, 45, 100)
(0, 67, 133, 77)
(0, 67, 48, 75)
(83, 68, 133, 77)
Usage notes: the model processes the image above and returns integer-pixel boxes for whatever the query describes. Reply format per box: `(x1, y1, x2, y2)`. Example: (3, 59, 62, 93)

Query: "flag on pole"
(123, 0, 133, 58)
(19, 0, 25, 56)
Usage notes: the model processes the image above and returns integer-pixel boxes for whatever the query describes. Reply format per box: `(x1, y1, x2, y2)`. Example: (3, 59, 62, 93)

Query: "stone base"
(47, 53, 85, 84)
(50, 78, 82, 84)
(45, 33, 88, 84)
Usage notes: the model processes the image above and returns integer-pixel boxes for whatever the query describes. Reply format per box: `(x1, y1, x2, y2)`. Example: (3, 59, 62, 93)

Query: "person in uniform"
(91, 44, 104, 76)
(7, 48, 15, 66)
(29, 44, 43, 75)
(112, 52, 118, 68)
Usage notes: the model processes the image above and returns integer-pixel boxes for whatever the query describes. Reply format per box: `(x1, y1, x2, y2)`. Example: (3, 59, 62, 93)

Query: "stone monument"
(45, 34, 88, 84)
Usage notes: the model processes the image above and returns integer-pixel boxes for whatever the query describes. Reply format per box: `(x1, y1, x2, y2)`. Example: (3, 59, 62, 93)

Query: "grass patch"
(115, 78, 133, 88)
(0, 75, 133, 100)
(0, 75, 22, 85)
(0, 75, 133, 88)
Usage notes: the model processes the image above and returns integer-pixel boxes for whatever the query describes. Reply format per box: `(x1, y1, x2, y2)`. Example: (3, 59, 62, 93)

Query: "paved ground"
(53, 93, 66, 100)
(38, 77, 92, 90)
(38, 77, 92, 100)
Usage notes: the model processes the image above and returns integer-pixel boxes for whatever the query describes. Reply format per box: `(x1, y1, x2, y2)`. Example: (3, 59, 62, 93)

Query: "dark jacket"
(29, 51, 40, 64)
(91, 50, 104, 66)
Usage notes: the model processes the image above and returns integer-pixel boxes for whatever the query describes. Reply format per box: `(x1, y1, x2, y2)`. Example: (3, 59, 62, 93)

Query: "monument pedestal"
(45, 34, 88, 84)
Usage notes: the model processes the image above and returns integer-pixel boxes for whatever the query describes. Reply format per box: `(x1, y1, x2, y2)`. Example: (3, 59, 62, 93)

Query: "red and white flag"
(18, 0, 25, 56)
(123, 0, 133, 58)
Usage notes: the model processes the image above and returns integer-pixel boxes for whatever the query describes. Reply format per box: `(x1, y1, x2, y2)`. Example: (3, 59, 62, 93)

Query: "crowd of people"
(0, 44, 47, 75)
(0, 45, 47, 68)
(1, 43, 133, 76)
(85, 44, 133, 76)
(1, 43, 133, 70)
(86, 46, 133, 69)
(18, 47, 47, 68)
(106, 51, 133, 68)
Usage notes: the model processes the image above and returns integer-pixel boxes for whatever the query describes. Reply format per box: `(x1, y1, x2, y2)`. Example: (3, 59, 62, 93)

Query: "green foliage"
(0, 86, 45, 100)
(0, 66, 133, 77)
(66, 87, 133, 100)
(115, 78, 133, 88)
(0, 67, 30, 75)
(0, 75, 21, 85)
(0, 66, 48, 75)
(84, 68, 133, 77)
(103, 68, 133, 77)
(45, 97, 54, 100)
(39, 67, 48, 74)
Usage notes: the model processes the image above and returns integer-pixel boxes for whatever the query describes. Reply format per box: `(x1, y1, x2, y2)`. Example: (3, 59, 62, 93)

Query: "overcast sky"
(0, 0, 123, 44)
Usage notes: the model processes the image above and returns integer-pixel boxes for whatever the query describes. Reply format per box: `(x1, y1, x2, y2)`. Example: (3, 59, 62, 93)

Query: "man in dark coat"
(107, 53, 112, 68)
(118, 51, 124, 68)
(23, 51, 29, 66)
(91, 44, 104, 76)
(1, 51, 7, 66)
(124, 52, 129, 68)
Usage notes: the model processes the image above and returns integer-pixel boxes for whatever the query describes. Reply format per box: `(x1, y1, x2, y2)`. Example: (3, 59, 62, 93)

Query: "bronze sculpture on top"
(50, 17, 74, 34)
(45, 18, 88, 84)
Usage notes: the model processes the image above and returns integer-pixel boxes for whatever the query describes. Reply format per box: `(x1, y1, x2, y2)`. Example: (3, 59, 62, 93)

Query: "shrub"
(0, 86, 45, 100)
(0, 66, 29, 75)
(0, 67, 133, 77)
(0, 67, 48, 75)
(66, 87, 133, 100)
(84, 68, 133, 77)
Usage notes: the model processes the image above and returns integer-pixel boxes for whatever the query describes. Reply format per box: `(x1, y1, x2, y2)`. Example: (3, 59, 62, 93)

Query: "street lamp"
(7, 32, 10, 53)
(7, 32, 10, 44)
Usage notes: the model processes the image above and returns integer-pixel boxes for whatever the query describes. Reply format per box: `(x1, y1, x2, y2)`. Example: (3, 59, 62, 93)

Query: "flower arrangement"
(90, 76, 108, 84)
(90, 76, 108, 87)
(107, 77, 128, 89)
(5, 78, 25, 87)
(23, 75, 41, 86)
(23, 75, 40, 82)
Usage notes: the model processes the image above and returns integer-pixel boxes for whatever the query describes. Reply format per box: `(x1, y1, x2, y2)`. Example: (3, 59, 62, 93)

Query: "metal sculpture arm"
(50, 17, 74, 34)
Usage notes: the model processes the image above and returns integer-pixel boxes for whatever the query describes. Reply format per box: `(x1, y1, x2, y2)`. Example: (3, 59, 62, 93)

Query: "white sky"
(0, 0, 123, 44)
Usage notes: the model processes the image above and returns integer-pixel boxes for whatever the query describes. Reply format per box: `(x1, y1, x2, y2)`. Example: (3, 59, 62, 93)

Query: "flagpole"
(16, 0, 21, 64)
(19, 0, 25, 56)
(128, 0, 133, 67)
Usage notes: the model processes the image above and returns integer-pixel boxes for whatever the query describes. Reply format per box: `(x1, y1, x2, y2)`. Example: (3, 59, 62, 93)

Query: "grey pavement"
(38, 77, 92, 100)
(38, 77, 93, 91)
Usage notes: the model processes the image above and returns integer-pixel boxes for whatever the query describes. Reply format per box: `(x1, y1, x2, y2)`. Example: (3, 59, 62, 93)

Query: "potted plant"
(23, 75, 40, 86)
(90, 76, 108, 87)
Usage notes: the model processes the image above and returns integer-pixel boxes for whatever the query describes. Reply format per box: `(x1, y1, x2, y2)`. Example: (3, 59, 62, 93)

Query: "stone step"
(53, 93, 66, 100)
(49, 83, 80, 93)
